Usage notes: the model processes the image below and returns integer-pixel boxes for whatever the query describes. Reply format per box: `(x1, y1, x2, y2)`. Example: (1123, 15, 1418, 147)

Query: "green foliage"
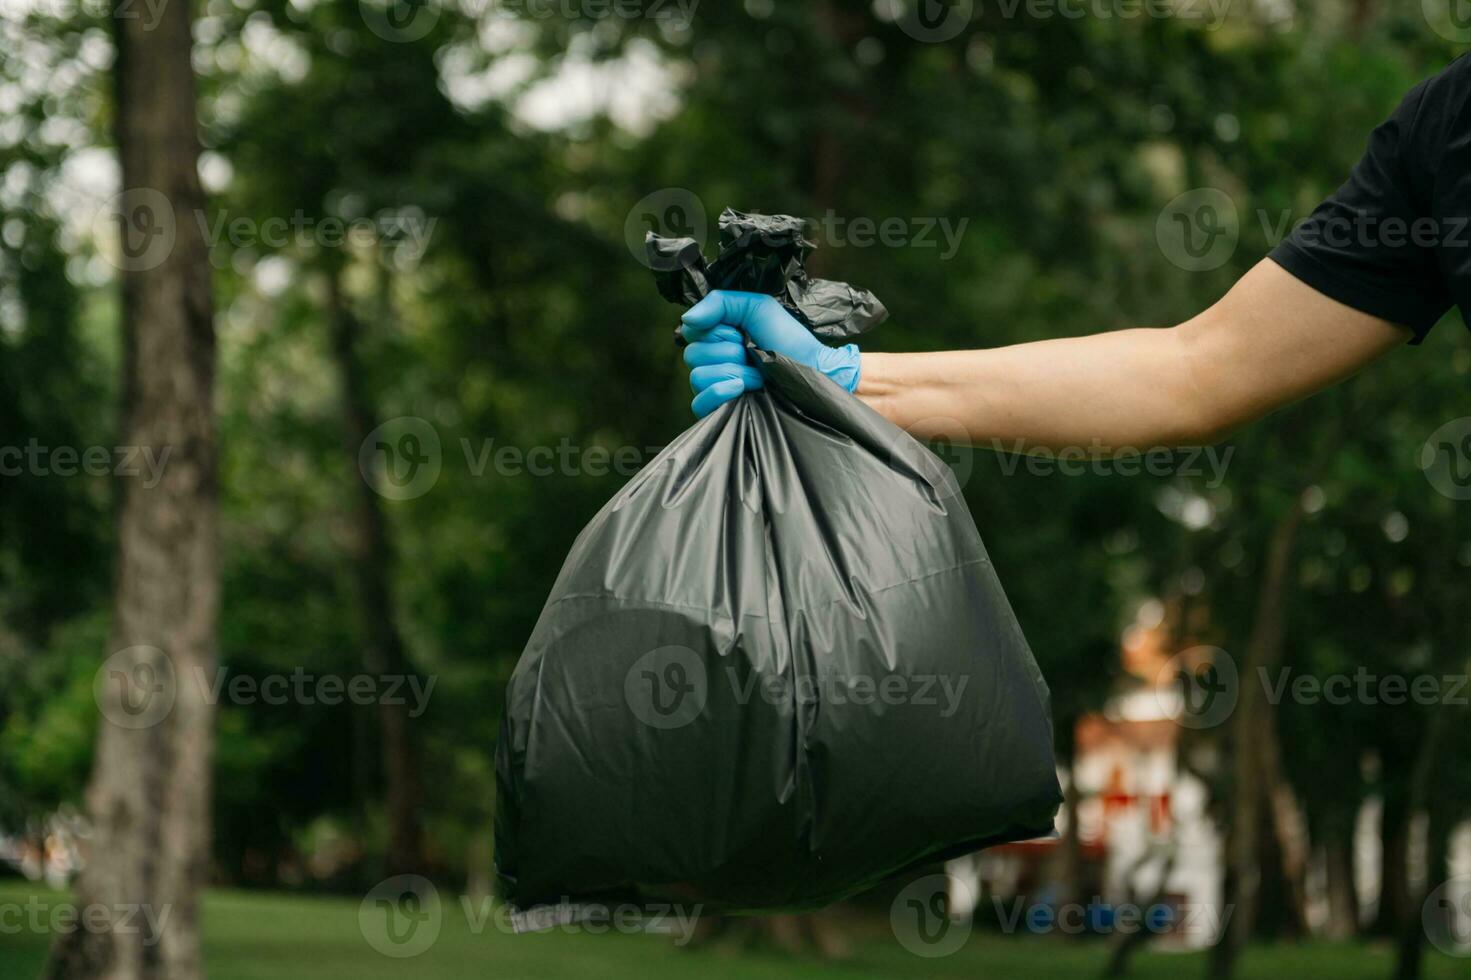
(0, 613, 107, 825)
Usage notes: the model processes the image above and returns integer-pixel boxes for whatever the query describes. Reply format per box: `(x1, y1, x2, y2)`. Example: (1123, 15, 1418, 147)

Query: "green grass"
(0, 879, 1463, 979)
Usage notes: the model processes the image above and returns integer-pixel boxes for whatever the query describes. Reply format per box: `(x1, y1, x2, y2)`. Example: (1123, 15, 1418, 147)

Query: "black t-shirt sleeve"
(1269, 65, 1458, 343)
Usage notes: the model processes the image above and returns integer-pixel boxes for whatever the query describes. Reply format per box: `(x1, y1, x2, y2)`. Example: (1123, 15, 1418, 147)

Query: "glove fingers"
(680, 291, 734, 332)
(683, 339, 748, 368)
(689, 291, 808, 356)
(679, 323, 745, 346)
(681, 290, 769, 333)
(689, 363, 764, 395)
(691, 377, 746, 418)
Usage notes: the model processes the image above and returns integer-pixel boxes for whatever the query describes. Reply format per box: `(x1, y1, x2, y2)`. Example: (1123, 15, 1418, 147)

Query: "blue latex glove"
(680, 290, 861, 418)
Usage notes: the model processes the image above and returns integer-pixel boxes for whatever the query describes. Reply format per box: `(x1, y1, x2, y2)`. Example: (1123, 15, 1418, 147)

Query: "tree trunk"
(1056, 748, 1084, 912)
(1258, 706, 1311, 935)
(1393, 803, 1451, 980)
(46, 4, 217, 979)
(1103, 841, 1178, 978)
(1373, 793, 1410, 938)
(324, 266, 426, 876)
(1321, 816, 1360, 940)
(1349, 0, 1377, 38)
(1391, 661, 1465, 980)
(1251, 797, 1306, 939)
(1208, 496, 1306, 980)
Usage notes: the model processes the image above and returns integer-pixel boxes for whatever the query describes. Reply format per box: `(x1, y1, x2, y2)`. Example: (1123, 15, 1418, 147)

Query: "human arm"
(854, 259, 1408, 451)
(682, 260, 1408, 451)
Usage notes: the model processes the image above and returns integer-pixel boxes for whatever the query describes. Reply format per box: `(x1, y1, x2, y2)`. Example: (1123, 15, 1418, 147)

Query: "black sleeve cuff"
(1268, 243, 1447, 344)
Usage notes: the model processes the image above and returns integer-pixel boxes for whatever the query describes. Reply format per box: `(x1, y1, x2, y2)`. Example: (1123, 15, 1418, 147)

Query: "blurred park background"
(3, 0, 1471, 977)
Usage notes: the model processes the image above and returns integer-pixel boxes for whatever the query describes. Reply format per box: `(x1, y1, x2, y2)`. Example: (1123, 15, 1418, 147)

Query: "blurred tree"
(46, 2, 218, 979)
(323, 256, 427, 875)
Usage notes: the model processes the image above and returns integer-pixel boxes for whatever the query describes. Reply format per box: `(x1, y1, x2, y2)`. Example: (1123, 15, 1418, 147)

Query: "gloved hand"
(680, 290, 861, 417)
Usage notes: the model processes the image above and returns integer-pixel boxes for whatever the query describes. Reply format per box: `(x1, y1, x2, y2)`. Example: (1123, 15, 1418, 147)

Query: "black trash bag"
(494, 217, 1060, 923)
(649, 208, 887, 342)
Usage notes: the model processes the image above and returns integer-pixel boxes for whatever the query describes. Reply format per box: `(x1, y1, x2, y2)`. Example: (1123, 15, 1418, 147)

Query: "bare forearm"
(857, 327, 1209, 451)
(856, 260, 1408, 453)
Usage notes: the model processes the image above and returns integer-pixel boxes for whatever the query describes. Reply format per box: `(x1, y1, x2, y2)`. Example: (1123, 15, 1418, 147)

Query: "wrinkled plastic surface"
(494, 365, 1062, 918)
(649, 208, 888, 342)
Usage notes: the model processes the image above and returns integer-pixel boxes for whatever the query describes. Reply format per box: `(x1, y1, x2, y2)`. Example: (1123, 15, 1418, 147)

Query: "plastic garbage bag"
(494, 212, 1060, 923)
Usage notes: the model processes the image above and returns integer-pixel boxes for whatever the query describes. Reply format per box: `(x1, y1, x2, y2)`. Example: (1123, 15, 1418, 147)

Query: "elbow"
(1164, 316, 1243, 447)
